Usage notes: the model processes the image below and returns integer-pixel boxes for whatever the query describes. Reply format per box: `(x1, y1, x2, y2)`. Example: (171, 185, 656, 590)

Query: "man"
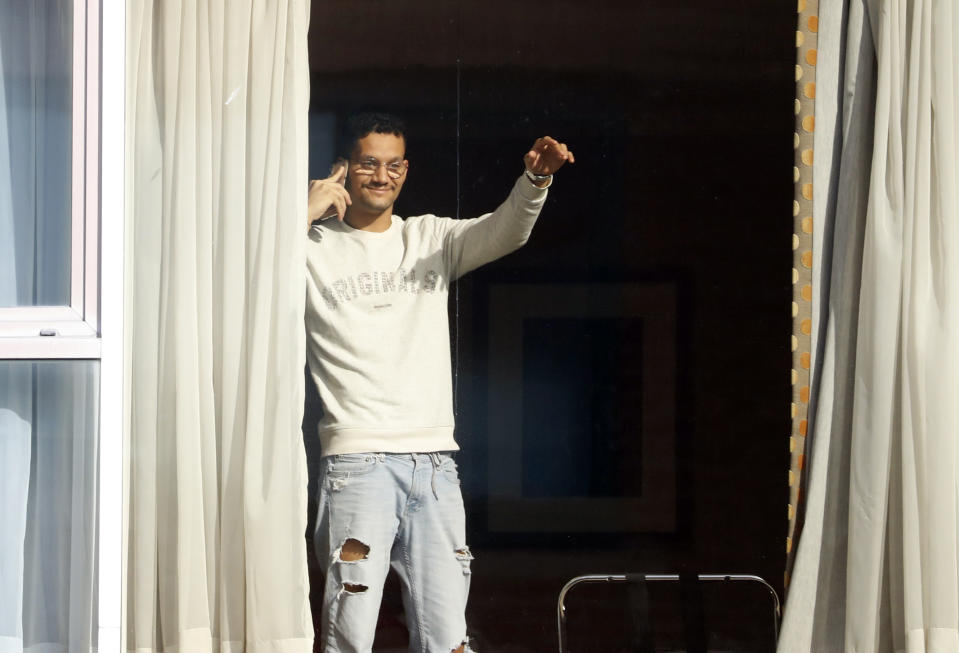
(305, 113, 573, 653)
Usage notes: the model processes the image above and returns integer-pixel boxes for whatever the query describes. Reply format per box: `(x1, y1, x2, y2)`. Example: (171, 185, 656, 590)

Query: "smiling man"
(305, 113, 573, 653)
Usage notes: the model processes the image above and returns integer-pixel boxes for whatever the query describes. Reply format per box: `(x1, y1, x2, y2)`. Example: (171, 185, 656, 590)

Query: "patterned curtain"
(787, 0, 818, 586)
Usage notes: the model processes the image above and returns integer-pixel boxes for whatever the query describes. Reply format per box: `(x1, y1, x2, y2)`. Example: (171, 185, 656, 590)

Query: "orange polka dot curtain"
(786, 0, 817, 586)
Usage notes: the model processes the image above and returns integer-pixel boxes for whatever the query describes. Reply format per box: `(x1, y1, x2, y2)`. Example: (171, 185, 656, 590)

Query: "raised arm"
(442, 136, 574, 278)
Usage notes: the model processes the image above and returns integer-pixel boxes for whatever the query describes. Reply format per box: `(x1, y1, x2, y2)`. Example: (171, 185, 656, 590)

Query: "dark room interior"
(303, 2, 795, 650)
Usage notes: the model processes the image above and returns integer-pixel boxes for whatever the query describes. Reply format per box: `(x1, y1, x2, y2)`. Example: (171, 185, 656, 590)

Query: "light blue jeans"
(314, 452, 474, 653)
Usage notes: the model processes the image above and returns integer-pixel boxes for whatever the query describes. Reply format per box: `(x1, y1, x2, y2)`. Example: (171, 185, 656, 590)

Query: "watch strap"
(524, 169, 552, 183)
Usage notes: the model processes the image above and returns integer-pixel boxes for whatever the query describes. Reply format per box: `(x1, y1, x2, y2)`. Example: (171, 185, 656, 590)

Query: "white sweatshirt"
(305, 175, 547, 456)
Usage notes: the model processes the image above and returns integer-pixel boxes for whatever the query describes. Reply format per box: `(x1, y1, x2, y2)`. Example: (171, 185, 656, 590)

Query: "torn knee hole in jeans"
(337, 540, 370, 594)
(336, 538, 370, 563)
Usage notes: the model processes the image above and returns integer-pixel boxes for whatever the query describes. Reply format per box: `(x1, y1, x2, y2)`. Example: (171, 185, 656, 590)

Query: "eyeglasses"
(352, 158, 408, 179)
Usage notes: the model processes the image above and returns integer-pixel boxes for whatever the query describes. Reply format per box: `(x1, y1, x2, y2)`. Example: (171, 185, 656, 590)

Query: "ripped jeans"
(314, 452, 474, 653)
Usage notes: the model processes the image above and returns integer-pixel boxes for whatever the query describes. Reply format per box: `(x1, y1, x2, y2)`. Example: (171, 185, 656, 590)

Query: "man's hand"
(307, 162, 351, 229)
(524, 136, 575, 185)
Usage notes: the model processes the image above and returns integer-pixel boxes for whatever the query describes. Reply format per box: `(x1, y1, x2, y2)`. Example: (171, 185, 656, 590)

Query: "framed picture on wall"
(484, 280, 679, 533)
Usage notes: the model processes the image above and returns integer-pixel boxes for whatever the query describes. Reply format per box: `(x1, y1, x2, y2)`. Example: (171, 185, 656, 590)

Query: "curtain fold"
(125, 2, 312, 651)
(780, 1, 959, 651)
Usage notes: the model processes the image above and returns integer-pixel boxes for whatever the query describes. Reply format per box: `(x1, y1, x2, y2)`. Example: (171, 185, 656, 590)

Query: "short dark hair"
(337, 112, 406, 160)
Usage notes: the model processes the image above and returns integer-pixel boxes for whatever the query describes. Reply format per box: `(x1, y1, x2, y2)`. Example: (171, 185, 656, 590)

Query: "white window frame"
(0, 0, 101, 360)
(99, 2, 125, 652)
(0, 2, 125, 652)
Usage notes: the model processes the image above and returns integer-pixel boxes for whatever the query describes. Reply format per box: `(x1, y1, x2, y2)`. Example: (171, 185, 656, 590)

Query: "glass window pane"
(0, 2, 73, 307)
(308, 3, 792, 650)
(0, 359, 98, 651)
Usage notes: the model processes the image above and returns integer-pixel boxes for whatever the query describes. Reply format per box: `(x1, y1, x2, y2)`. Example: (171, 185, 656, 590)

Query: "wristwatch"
(524, 169, 552, 185)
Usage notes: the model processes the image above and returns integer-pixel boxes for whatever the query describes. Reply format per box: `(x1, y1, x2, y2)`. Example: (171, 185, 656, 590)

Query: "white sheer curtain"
(780, 1, 959, 651)
(0, 362, 100, 653)
(0, 7, 14, 306)
(125, 2, 313, 651)
(0, 2, 100, 652)
(0, 0, 72, 308)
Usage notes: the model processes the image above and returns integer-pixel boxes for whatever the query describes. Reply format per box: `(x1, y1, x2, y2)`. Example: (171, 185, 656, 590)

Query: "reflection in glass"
(0, 360, 99, 651)
(0, 2, 73, 307)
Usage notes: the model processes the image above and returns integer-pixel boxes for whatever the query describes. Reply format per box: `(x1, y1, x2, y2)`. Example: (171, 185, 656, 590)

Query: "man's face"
(346, 132, 408, 217)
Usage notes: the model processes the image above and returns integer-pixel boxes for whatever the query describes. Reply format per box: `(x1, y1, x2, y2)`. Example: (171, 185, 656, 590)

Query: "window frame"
(98, 1, 125, 650)
(0, 0, 101, 360)
(0, 1, 124, 652)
